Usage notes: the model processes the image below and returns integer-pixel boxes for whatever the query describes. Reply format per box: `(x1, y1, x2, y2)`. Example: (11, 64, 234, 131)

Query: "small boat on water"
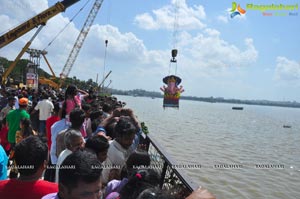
(232, 107, 243, 110)
(283, 125, 292, 128)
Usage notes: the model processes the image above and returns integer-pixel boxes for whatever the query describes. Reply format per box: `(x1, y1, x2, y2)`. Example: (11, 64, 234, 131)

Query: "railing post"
(143, 132, 199, 197)
(160, 160, 168, 188)
(145, 135, 150, 152)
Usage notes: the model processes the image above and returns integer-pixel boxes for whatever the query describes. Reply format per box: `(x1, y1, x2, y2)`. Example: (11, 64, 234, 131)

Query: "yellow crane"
(40, 51, 60, 89)
(0, 0, 80, 48)
(0, 0, 80, 85)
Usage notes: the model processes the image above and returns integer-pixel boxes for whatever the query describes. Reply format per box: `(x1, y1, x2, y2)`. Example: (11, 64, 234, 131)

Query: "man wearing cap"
(6, 97, 30, 149)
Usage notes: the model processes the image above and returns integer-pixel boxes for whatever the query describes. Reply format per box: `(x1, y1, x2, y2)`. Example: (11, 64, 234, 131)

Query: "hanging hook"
(170, 49, 178, 62)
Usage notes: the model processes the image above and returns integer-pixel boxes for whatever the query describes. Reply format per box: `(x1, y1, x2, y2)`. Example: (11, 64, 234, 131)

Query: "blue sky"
(0, 0, 299, 101)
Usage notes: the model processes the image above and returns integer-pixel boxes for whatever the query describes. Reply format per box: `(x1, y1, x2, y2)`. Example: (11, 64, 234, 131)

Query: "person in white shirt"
(31, 92, 54, 136)
(101, 116, 137, 184)
(55, 129, 84, 183)
(49, 107, 70, 165)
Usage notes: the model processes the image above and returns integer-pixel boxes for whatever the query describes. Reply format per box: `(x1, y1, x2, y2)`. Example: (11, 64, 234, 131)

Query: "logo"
(246, 3, 298, 17)
(230, 2, 246, 18)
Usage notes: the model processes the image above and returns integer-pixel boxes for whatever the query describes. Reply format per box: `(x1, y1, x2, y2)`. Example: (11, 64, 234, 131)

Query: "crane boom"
(60, 0, 104, 81)
(0, 0, 80, 49)
(41, 53, 56, 78)
(1, 26, 44, 84)
(98, 70, 111, 88)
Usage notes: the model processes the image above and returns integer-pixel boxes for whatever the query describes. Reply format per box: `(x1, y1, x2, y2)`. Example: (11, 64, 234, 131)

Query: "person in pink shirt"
(63, 85, 88, 118)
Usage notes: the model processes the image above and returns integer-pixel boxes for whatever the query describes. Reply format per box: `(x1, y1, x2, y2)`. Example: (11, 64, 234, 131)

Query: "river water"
(115, 95, 300, 199)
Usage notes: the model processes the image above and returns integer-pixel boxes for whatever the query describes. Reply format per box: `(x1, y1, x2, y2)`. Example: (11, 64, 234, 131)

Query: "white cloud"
(67, 24, 168, 80)
(0, 0, 48, 47)
(134, 13, 159, 30)
(217, 15, 228, 23)
(178, 29, 258, 71)
(114, 27, 259, 95)
(204, 28, 220, 37)
(0, 15, 19, 35)
(134, 0, 206, 30)
(0, 0, 48, 21)
(274, 56, 300, 82)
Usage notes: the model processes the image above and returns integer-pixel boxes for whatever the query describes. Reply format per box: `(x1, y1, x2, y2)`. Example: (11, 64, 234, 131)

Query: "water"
(115, 95, 300, 199)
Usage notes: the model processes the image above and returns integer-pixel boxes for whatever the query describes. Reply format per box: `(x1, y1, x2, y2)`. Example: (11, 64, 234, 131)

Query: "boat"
(283, 125, 292, 128)
(232, 107, 243, 110)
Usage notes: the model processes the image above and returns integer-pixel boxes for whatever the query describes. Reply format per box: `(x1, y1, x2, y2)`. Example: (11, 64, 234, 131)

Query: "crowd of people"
(0, 85, 215, 199)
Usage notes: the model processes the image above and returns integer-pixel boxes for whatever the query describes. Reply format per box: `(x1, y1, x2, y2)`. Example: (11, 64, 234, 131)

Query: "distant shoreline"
(179, 96, 300, 109)
(111, 89, 300, 109)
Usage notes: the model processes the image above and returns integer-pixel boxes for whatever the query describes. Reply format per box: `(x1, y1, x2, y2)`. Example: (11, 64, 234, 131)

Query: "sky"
(0, 0, 299, 101)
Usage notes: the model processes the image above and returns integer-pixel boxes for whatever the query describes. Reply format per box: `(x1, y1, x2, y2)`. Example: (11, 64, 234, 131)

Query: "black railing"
(141, 133, 199, 198)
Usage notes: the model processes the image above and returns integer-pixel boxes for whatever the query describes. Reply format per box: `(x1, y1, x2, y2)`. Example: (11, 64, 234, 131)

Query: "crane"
(41, 52, 57, 79)
(0, 0, 80, 49)
(98, 70, 111, 88)
(0, 0, 81, 84)
(59, 0, 104, 86)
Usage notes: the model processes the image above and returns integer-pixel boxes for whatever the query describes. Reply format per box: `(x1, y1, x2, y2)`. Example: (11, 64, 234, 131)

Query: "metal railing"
(141, 133, 199, 198)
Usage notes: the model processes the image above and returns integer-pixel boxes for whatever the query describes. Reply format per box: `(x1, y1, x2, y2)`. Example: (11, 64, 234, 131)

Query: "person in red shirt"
(0, 136, 58, 199)
(44, 102, 60, 182)
(46, 103, 60, 150)
(0, 118, 10, 155)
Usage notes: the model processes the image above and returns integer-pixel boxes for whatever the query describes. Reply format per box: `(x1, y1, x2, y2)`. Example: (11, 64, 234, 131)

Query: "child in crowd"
(137, 188, 176, 199)
(104, 151, 151, 198)
(15, 118, 37, 144)
(62, 85, 88, 118)
(9, 118, 37, 178)
(105, 169, 160, 199)
(81, 103, 92, 138)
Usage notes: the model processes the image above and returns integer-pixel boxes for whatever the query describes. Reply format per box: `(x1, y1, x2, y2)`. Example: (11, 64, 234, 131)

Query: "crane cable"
(102, 40, 108, 88)
(102, 1, 112, 88)
(169, 0, 179, 76)
(43, 0, 91, 51)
